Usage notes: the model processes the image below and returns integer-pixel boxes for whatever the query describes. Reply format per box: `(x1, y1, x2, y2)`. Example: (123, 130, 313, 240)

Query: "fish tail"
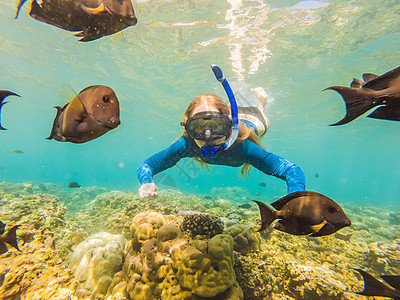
(46, 106, 63, 140)
(0, 90, 20, 130)
(5, 225, 20, 252)
(355, 269, 399, 299)
(324, 86, 381, 125)
(253, 200, 277, 232)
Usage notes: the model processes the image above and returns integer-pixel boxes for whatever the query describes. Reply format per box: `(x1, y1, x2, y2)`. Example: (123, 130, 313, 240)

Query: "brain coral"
(181, 213, 224, 238)
(69, 232, 126, 297)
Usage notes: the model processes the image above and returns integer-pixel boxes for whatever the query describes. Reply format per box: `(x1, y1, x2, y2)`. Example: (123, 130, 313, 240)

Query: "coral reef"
(0, 184, 399, 300)
(110, 211, 243, 299)
(69, 232, 126, 298)
(225, 224, 261, 255)
(0, 226, 77, 299)
(181, 212, 224, 238)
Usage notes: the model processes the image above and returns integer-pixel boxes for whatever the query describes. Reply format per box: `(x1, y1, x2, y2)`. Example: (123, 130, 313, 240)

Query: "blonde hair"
(179, 94, 265, 176)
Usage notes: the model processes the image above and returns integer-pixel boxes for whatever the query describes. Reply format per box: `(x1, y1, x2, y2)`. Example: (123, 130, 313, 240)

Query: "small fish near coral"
(0, 221, 20, 255)
(325, 65, 400, 125)
(0, 90, 20, 130)
(354, 269, 400, 300)
(46, 85, 120, 143)
(253, 191, 351, 237)
(14, 0, 137, 41)
(68, 182, 81, 188)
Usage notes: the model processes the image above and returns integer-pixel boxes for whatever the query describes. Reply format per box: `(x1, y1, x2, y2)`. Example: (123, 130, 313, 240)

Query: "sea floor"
(0, 181, 399, 299)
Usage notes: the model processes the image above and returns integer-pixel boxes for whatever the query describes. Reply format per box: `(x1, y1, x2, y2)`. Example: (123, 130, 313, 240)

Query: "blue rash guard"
(137, 137, 305, 194)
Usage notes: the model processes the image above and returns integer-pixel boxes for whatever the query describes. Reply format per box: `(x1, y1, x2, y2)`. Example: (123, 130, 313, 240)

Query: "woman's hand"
(138, 182, 158, 199)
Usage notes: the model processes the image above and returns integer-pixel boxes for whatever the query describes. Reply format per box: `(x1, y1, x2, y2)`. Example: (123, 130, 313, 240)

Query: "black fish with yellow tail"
(14, 0, 137, 41)
(47, 85, 120, 143)
(253, 191, 351, 237)
(325, 65, 400, 125)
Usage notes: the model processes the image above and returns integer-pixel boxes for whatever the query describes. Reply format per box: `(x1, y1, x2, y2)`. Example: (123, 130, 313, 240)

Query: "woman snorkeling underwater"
(137, 65, 305, 199)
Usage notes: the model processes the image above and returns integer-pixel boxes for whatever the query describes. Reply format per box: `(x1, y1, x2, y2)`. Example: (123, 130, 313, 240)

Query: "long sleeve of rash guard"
(137, 138, 190, 184)
(242, 140, 305, 194)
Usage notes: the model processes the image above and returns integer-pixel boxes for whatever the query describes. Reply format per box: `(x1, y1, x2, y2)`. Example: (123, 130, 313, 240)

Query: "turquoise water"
(0, 0, 399, 206)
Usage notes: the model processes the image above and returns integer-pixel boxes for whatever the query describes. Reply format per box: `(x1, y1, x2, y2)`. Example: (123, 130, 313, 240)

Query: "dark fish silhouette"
(259, 182, 266, 187)
(15, 0, 137, 41)
(68, 182, 81, 188)
(0, 90, 20, 130)
(315, 172, 319, 178)
(355, 269, 400, 300)
(253, 191, 351, 237)
(47, 85, 120, 143)
(0, 221, 20, 254)
(325, 65, 400, 125)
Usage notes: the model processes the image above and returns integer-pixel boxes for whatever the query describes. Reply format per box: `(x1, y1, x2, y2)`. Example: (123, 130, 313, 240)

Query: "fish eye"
(102, 95, 110, 103)
(328, 206, 337, 213)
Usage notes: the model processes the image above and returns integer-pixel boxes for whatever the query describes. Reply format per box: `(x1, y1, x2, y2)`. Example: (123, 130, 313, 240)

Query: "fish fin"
(367, 105, 400, 121)
(310, 220, 327, 234)
(363, 66, 400, 91)
(271, 191, 317, 210)
(354, 269, 397, 298)
(0, 242, 7, 255)
(5, 225, 20, 251)
(253, 200, 277, 232)
(362, 73, 379, 83)
(324, 86, 380, 125)
(380, 275, 400, 290)
(350, 78, 364, 89)
(79, 2, 108, 15)
(14, 0, 28, 19)
(46, 106, 65, 140)
(0, 90, 20, 103)
(65, 95, 88, 122)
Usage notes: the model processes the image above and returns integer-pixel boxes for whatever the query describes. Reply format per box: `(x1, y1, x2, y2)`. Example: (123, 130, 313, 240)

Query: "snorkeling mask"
(182, 112, 232, 141)
(195, 65, 239, 157)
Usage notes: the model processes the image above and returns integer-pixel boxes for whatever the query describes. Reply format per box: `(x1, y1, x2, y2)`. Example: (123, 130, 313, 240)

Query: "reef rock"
(69, 232, 126, 297)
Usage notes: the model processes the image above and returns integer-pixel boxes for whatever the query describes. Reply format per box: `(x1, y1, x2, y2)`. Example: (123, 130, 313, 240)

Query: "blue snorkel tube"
(201, 65, 239, 157)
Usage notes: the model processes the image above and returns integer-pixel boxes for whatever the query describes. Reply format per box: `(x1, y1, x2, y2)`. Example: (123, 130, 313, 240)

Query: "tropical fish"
(0, 90, 20, 130)
(68, 182, 81, 188)
(14, 0, 137, 42)
(238, 203, 252, 209)
(0, 221, 20, 254)
(259, 182, 266, 187)
(8, 150, 24, 154)
(46, 85, 120, 143)
(253, 191, 351, 237)
(325, 65, 400, 125)
(354, 269, 400, 300)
